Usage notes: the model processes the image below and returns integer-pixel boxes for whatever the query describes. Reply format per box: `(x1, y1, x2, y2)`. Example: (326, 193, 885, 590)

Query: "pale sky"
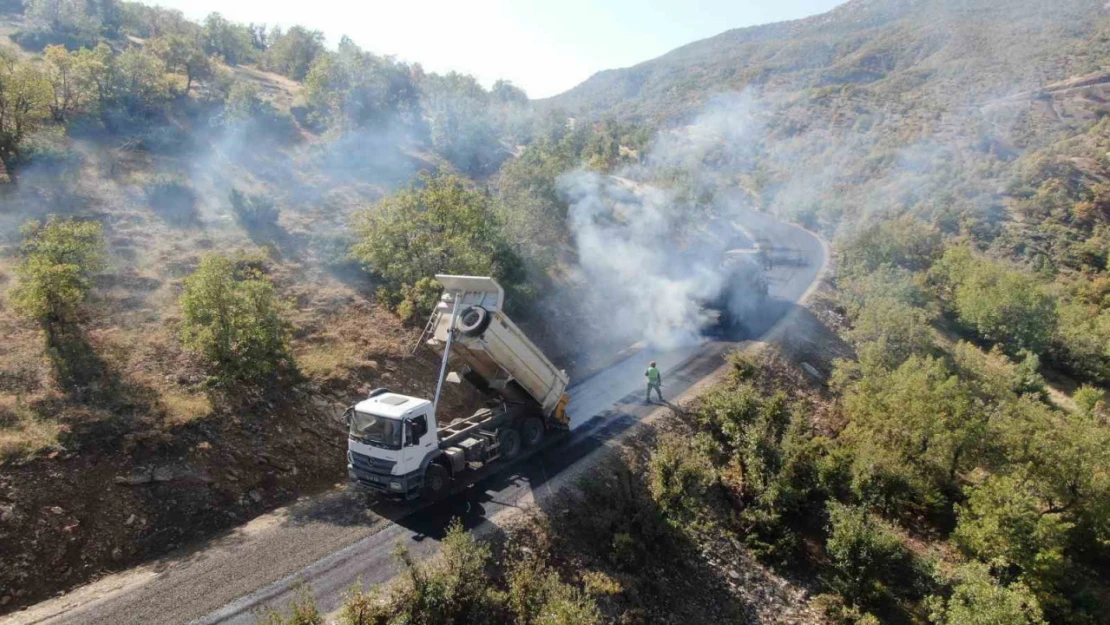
(147, 0, 845, 98)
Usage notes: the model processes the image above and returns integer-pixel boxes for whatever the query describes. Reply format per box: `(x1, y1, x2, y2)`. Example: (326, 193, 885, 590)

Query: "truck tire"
(458, 306, 491, 337)
(499, 428, 522, 460)
(423, 463, 449, 498)
(520, 417, 544, 447)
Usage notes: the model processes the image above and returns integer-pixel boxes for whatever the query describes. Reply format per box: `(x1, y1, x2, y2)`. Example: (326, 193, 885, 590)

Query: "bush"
(387, 519, 506, 624)
(647, 432, 719, 526)
(336, 586, 390, 625)
(255, 586, 324, 625)
(507, 556, 601, 625)
(930, 247, 1057, 356)
(926, 563, 1046, 625)
(230, 189, 280, 231)
(10, 217, 105, 326)
(145, 175, 199, 227)
(825, 501, 912, 606)
(834, 355, 984, 513)
(953, 475, 1072, 583)
(179, 254, 293, 386)
(219, 81, 299, 140)
(1052, 300, 1110, 384)
(848, 296, 937, 369)
(837, 217, 943, 277)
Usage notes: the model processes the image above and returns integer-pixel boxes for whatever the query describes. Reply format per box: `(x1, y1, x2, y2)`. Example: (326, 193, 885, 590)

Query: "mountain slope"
(545, 0, 1109, 124)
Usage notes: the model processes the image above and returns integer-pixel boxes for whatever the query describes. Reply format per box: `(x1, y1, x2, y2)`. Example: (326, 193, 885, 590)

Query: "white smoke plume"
(554, 92, 767, 349)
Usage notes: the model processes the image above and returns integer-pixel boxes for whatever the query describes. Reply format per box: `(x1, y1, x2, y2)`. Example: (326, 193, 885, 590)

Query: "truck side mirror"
(340, 406, 353, 427)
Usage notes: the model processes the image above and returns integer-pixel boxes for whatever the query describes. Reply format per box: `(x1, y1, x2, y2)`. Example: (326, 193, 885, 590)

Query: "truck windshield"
(349, 411, 402, 450)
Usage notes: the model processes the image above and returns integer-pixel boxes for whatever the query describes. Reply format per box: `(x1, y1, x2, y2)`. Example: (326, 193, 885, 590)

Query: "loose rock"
(115, 467, 154, 486)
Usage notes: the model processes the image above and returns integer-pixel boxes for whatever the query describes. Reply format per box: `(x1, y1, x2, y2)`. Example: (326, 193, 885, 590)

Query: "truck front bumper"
(348, 461, 423, 500)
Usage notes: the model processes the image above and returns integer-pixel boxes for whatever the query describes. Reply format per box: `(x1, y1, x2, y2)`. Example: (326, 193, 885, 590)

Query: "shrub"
(693, 381, 823, 563)
(926, 563, 1046, 625)
(1052, 301, 1110, 384)
(255, 586, 324, 625)
(145, 175, 199, 227)
(825, 501, 911, 606)
(337, 586, 390, 625)
(10, 217, 105, 326)
(812, 593, 881, 625)
(507, 556, 601, 625)
(834, 355, 984, 513)
(647, 432, 719, 526)
(837, 217, 943, 277)
(219, 81, 299, 139)
(953, 475, 1072, 583)
(930, 247, 1056, 356)
(387, 518, 506, 624)
(848, 296, 937, 369)
(230, 189, 280, 231)
(179, 254, 293, 386)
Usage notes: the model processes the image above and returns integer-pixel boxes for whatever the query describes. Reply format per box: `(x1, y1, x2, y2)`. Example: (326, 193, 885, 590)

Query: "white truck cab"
(346, 391, 438, 497)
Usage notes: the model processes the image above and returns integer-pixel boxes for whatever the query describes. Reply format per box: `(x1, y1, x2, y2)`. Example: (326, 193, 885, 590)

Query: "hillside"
(4, 0, 1110, 622)
(545, 0, 1108, 124)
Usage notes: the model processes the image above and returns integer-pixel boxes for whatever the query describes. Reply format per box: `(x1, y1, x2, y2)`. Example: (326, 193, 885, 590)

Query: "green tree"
(22, 0, 100, 46)
(834, 355, 984, 511)
(493, 137, 576, 271)
(848, 296, 937, 369)
(421, 71, 502, 174)
(930, 247, 1057, 355)
(201, 13, 254, 66)
(10, 217, 105, 326)
(838, 217, 943, 277)
(490, 79, 528, 105)
(507, 556, 601, 625)
(350, 173, 527, 320)
(927, 563, 1046, 625)
(179, 255, 293, 385)
(303, 38, 421, 132)
(953, 474, 1072, 582)
(148, 33, 211, 91)
(42, 44, 90, 122)
(0, 50, 53, 164)
(647, 432, 719, 525)
(388, 518, 506, 624)
(10, 218, 106, 391)
(262, 25, 325, 81)
(825, 501, 911, 606)
(108, 46, 171, 116)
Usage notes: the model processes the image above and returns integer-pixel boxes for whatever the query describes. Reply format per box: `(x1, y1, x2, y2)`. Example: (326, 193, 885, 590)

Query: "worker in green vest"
(645, 361, 663, 403)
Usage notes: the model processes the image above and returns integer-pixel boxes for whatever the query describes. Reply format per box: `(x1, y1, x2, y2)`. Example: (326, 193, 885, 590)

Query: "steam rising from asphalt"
(555, 93, 767, 349)
(558, 172, 724, 348)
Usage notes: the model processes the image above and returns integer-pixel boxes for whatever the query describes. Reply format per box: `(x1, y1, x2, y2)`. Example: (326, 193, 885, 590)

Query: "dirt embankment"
(0, 323, 485, 615)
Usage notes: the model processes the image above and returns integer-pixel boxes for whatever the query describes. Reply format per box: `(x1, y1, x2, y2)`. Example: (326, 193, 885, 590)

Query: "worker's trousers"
(647, 382, 663, 402)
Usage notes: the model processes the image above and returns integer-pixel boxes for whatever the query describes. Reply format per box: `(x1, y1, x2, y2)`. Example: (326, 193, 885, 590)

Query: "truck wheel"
(423, 464, 449, 498)
(499, 428, 522, 460)
(520, 417, 544, 447)
(458, 306, 491, 337)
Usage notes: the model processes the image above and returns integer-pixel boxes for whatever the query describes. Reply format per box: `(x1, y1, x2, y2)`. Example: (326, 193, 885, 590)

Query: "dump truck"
(345, 275, 570, 500)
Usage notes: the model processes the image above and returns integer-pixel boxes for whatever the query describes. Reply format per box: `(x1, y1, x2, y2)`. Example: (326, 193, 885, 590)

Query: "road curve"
(3, 209, 826, 625)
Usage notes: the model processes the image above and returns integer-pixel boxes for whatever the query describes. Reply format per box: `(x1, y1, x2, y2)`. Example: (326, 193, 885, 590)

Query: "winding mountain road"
(4, 209, 826, 625)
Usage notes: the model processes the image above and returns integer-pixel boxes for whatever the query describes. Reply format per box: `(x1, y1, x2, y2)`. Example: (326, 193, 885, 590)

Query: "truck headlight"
(389, 481, 403, 491)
